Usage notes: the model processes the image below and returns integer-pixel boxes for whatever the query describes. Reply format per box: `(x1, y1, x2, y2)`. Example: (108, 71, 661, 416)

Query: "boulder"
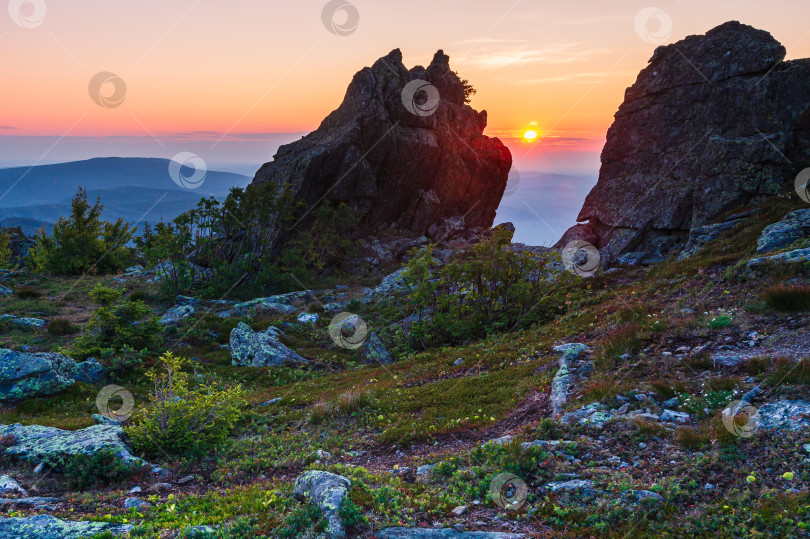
(293, 470, 351, 539)
(561, 22, 810, 261)
(12, 318, 45, 328)
(0, 422, 147, 469)
(71, 358, 106, 385)
(757, 400, 810, 430)
(229, 322, 308, 367)
(378, 530, 525, 539)
(756, 209, 810, 253)
(747, 247, 810, 267)
(123, 497, 151, 511)
(233, 297, 300, 317)
(0, 349, 75, 403)
(250, 49, 511, 250)
(360, 333, 394, 365)
(0, 515, 133, 539)
(0, 475, 27, 497)
(160, 304, 194, 325)
(0, 285, 11, 295)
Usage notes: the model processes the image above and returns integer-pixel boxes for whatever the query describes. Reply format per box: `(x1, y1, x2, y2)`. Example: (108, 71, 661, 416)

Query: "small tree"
(0, 228, 11, 269)
(30, 187, 134, 275)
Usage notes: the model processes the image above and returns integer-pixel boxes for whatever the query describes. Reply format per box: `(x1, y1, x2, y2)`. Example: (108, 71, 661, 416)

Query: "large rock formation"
(559, 22, 810, 261)
(251, 49, 512, 244)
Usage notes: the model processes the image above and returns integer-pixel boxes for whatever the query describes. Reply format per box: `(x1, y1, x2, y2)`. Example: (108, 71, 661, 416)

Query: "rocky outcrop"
(251, 49, 511, 247)
(293, 470, 351, 539)
(378, 530, 525, 539)
(0, 515, 132, 539)
(0, 349, 75, 403)
(756, 208, 810, 253)
(229, 322, 309, 367)
(561, 22, 810, 262)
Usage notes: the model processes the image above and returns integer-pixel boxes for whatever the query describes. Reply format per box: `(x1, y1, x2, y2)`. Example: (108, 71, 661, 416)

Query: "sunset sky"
(2, 0, 810, 173)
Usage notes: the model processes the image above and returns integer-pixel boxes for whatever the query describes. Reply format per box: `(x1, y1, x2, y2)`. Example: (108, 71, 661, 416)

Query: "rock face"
(251, 49, 512, 246)
(561, 22, 810, 261)
(756, 208, 810, 253)
(0, 349, 75, 403)
(0, 515, 132, 539)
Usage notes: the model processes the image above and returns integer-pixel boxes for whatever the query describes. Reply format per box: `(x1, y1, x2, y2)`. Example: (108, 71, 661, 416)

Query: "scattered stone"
(181, 525, 217, 538)
(12, 318, 45, 328)
(0, 422, 146, 469)
(0, 497, 60, 508)
(315, 449, 332, 460)
(622, 490, 665, 506)
(660, 409, 691, 423)
(486, 435, 513, 446)
(229, 322, 308, 367)
(416, 464, 436, 484)
(712, 354, 743, 368)
(71, 357, 106, 385)
(453, 358, 464, 366)
(160, 304, 194, 325)
(0, 285, 11, 295)
(757, 209, 810, 253)
(451, 505, 467, 517)
(662, 397, 680, 409)
(129, 486, 142, 494)
(293, 470, 351, 539)
(258, 398, 282, 406)
(297, 312, 319, 324)
(0, 348, 76, 403)
(177, 475, 195, 485)
(361, 333, 394, 365)
(0, 514, 133, 538)
(0, 476, 27, 497)
(757, 400, 810, 430)
(544, 479, 594, 493)
(704, 483, 715, 490)
(233, 296, 299, 317)
(123, 497, 151, 511)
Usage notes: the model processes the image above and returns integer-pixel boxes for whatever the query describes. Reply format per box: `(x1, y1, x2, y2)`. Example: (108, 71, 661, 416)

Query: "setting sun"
(523, 129, 539, 141)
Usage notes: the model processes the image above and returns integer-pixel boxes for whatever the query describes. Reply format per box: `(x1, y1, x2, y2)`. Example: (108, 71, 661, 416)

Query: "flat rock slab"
(0, 514, 133, 538)
(230, 322, 308, 367)
(378, 529, 525, 538)
(0, 348, 75, 403)
(757, 400, 810, 430)
(0, 422, 146, 469)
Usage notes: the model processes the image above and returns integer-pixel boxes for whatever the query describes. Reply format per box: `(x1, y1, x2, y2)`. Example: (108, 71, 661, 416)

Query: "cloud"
(509, 71, 638, 84)
(0, 126, 16, 131)
(456, 43, 611, 69)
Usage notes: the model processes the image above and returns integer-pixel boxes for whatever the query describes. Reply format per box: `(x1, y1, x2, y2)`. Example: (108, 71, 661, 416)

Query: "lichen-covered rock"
(757, 400, 810, 430)
(251, 49, 511, 249)
(233, 297, 300, 317)
(756, 209, 810, 253)
(562, 22, 810, 261)
(0, 476, 27, 497)
(0, 349, 75, 403)
(71, 357, 106, 385)
(746, 247, 810, 267)
(678, 218, 748, 259)
(12, 318, 45, 328)
(0, 422, 147, 469)
(362, 267, 411, 303)
(378, 529, 525, 538)
(551, 344, 589, 418)
(0, 514, 133, 538)
(293, 470, 351, 539)
(0, 284, 11, 295)
(230, 322, 308, 367)
(361, 333, 394, 365)
(160, 304, 195, 325)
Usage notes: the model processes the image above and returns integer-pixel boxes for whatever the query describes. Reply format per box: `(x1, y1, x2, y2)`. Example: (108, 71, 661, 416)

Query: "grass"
(15, 285, 43, 299)
(764, 284, 810, 312)
(47, 317, 76, 336)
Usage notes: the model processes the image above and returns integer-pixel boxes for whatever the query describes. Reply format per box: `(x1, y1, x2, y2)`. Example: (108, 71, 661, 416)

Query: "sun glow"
(523, 129, 539, 141)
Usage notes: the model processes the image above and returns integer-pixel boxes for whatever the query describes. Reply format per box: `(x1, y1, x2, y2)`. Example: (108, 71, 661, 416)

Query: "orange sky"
(2, 0, 810, 169)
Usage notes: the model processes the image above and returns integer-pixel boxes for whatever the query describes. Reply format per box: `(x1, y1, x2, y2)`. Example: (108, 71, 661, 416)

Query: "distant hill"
(0, 157, 252, 233)
(0, 217, 52, 236)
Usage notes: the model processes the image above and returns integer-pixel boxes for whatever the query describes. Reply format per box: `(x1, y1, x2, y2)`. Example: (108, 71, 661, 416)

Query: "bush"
(402, 228, 557, 346)
(764, 284, 810, 312)
(30, 187, 134, 275)
(47, 448, 139, 489)
(15, 286, 42, 299)
(47, 317, 76, 336)
(72, 283, 162, 358)
(0, 228, 10, 269)
(127, 352, 247, 457)
(100, 345, 147, 382)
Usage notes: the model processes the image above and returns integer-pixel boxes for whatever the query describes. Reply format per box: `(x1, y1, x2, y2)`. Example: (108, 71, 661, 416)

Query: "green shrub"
(47, 447, 140, 489)
(72, 284, 161, 358)
(30, 187, 134, 275)
(47, 317, 76, 336)
(15, 285, 42, 299)
(707, 314, 733, 329)
(127, 352, 248, 457)
(764, 284, 810, 312)
(0, 228, 10, 269)
(100, 345, 147, 382)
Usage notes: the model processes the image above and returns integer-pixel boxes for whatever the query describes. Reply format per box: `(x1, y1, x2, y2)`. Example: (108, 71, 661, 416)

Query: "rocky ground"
(0, 192, 808, 538)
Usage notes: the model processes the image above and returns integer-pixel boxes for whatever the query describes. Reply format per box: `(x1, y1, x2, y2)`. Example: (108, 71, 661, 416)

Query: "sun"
(523, 129, 539, 141)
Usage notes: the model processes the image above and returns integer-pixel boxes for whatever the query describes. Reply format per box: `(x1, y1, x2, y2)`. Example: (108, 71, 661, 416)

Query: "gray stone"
(0, 497, 60, 508)
(0, 422, 147, 469)
(361, 333, 394, 365)
(71, 357, 106, 385)
(0, 285, 11, 295)
(757, 400, 810, 430)
(662, 397, 680, 409)
(12, 318, 45, 328)
(679, 219, 746, 259)
(378, 529, 524, 538)
(713, 355, 743, 367)
(544, 479, 594, 493)
(451, 505, 468, 516)
(0, 475, 27, 497)
(233, 294, 305, 317)
(297, 312, 319, 324)
(660, 409, 690, 423)
(293, 470, 351, 539)
(0, 348, 75, 403)
(747, 247, 810, 267)
(230, 322, 308, 367)
(551, 344, 588, 418)
(622, 490, 665, 505)
(362, 267, 411, 303)
(160, 304, 194, 325)
(182, 526, 217, 538)
(123, 497, 151, 511)
(757, 209, 810, 253)
(0, 515, 133, 538)
(416, 464, 435, 483)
